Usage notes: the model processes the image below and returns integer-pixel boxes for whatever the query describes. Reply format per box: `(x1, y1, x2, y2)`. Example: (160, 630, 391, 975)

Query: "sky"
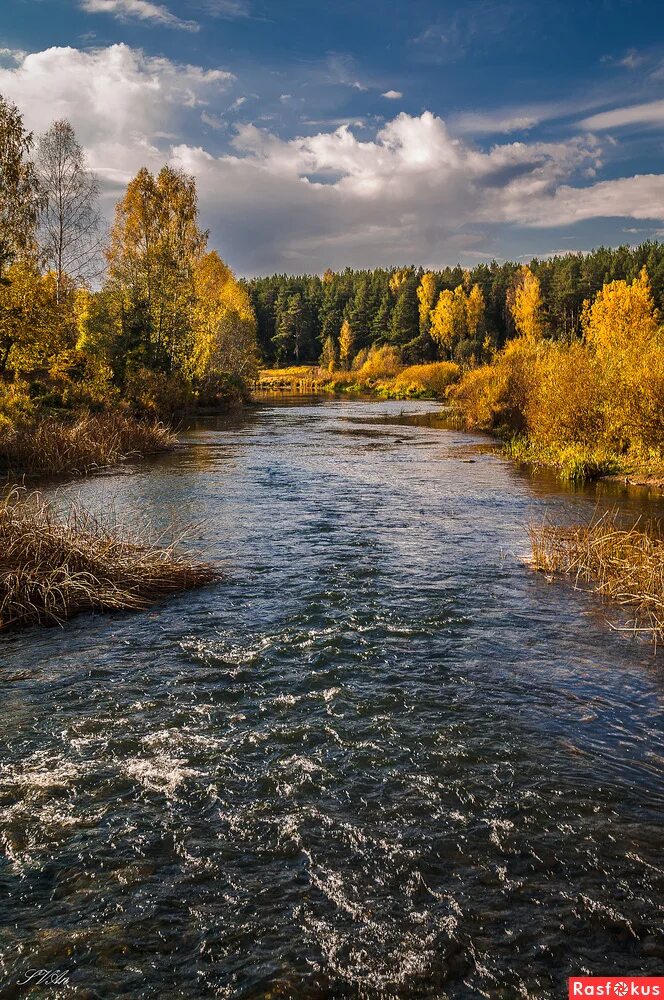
(1, 0, 664, 275)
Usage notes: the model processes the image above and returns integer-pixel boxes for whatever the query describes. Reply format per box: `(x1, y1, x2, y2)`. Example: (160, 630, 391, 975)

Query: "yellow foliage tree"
(338, 318, 354, 370)
(191, 251, 259, 389)
(416, 272, 437, 335)
(582, 267, 659, 355)
(509, 266, 544, 340)
(430, 286, 466, 356)
(389, 268, 411, 295)
(106, 165, 207, 371)
(466, 283, 485, 338)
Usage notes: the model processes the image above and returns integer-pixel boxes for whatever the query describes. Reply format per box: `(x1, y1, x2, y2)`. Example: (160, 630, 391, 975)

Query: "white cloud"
(80, 0, 198, 30)
(3, 43, 663, 274)
(580, 99, 664, 130)
(81, 0, 199, 31)
(382, 90, 403, 100)
(0, 44, 234, 196)
(497, 174, 664, 227)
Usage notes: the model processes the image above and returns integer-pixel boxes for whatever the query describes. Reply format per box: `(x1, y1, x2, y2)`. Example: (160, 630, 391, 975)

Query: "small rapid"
(1, 397, 663, 999)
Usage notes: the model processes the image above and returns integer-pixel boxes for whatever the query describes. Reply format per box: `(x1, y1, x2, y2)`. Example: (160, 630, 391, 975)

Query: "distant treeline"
(245, 242, 664, 367)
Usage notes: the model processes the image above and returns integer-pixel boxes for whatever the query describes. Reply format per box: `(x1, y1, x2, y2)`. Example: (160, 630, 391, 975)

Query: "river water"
(1, 397, 664, 999)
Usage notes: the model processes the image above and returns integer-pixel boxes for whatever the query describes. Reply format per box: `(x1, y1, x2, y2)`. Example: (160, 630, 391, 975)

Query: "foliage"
(450, 269, 664, 479)
(508, 266, 544, 340)
(0, 94, 42, 275)
(387, 361, 460, 399)
(338, 318, 354, 370)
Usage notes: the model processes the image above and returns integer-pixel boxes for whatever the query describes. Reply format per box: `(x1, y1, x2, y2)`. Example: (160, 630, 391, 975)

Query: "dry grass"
(529, 510, 664, 644)
(0, 489, 219, 631)
(255, 366, 325, 391)
(0, 412, 177, 477)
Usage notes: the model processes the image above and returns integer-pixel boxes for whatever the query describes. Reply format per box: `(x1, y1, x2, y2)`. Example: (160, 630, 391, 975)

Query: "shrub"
(446, 364, 507, 428)
(387, 361, 460, 398)
(355, 344, 402, 383)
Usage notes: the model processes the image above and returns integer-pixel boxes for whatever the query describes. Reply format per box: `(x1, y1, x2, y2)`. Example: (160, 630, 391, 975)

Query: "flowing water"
(1, 397, 664, 999)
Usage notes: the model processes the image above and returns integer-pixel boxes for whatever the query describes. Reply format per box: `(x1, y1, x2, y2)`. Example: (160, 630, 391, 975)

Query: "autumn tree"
(0, 94, 42, 278)
(338, 318, 354, 370)
(509, 266, 544, 340)
(430, 287, 466, 356)
(416, 272, 439, 338)
(466, 283, 485, 339)
(191, 251, 258, 390)
(37, 120, 103, 299)
(106, 165, 208, 372)
(582, 267, 660, 355)
(320, 333, 337, 371)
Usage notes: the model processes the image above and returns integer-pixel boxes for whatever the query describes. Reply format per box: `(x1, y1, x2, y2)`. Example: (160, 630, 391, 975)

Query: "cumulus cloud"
(0, 44, 234, 195)
(2, 43, 663, 274)
(382, 90, 403, 100)
(80, 0, 199, 31)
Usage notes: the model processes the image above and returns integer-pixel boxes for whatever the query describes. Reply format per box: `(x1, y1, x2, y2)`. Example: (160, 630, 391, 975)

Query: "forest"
(246, 243, 664, 368)
(0, 92, 258, 476)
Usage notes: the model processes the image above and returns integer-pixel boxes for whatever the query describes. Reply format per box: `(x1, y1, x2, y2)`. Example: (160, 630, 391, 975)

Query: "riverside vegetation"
(530, 512, 664, 645)
(2, 86, 664, 633)
(0, 93, 258, 623)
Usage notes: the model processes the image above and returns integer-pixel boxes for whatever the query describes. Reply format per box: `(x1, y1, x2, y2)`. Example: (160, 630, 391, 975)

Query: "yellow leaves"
(416, 272, 437, 334)
(508, 266, 544, 340)
(338, 319, 354, 370)
(452, 265, 664, 460)
(429, 282, 485, 353)
(466, 283, 485, 338)
(389, 269, 410, 295)
(582, 267, 660, 355)
(389, 361, 460, 398)
(191, 251, 258, 385)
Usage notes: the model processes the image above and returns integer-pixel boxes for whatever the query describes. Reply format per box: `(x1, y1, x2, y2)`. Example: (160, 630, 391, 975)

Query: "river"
(1, 397, 664, 999)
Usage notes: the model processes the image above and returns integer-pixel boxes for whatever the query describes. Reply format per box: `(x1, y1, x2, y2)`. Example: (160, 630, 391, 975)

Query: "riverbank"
(255, 359, 460, 400)
(530, 510, 664, 644)
(0, 488, 218, 631)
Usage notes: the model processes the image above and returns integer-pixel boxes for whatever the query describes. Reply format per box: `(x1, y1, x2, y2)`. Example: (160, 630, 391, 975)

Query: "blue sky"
(2, 0, 664, 274)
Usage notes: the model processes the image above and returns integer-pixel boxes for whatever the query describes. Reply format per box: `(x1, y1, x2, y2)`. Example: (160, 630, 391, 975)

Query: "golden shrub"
(390, 361, 460, 398)
(524, 341, 605, 447)
(447, 364, 508, 428)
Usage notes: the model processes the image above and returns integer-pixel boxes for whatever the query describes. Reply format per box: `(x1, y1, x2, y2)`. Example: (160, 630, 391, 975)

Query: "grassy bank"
(0, 411, 177, 477)
(256, 357, 460, 400)
(0, 489, 218, 631)
(529, 512, 664, 644)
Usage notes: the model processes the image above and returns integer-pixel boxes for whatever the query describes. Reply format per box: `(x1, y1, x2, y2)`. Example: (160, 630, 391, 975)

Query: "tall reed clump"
(529, 511, 664, 644)
(0, 489, 219, 631)
(0, 411, 177, 476)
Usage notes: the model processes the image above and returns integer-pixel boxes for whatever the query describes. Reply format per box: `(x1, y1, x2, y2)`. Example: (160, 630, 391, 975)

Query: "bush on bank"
(448, 269, 664, 480)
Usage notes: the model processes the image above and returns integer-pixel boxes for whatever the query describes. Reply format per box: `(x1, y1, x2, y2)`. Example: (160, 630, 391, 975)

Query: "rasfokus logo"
(569, 979, 664, 998)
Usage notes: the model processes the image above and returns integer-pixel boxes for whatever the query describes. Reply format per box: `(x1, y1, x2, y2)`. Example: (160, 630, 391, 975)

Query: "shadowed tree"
(0, 94, 42, 280)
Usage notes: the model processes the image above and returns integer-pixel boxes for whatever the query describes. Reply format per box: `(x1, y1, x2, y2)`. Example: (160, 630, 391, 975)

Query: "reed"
(0, 489, 219, 631)
(529, 511, 664, 644)
(0, 412, 177, 477)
